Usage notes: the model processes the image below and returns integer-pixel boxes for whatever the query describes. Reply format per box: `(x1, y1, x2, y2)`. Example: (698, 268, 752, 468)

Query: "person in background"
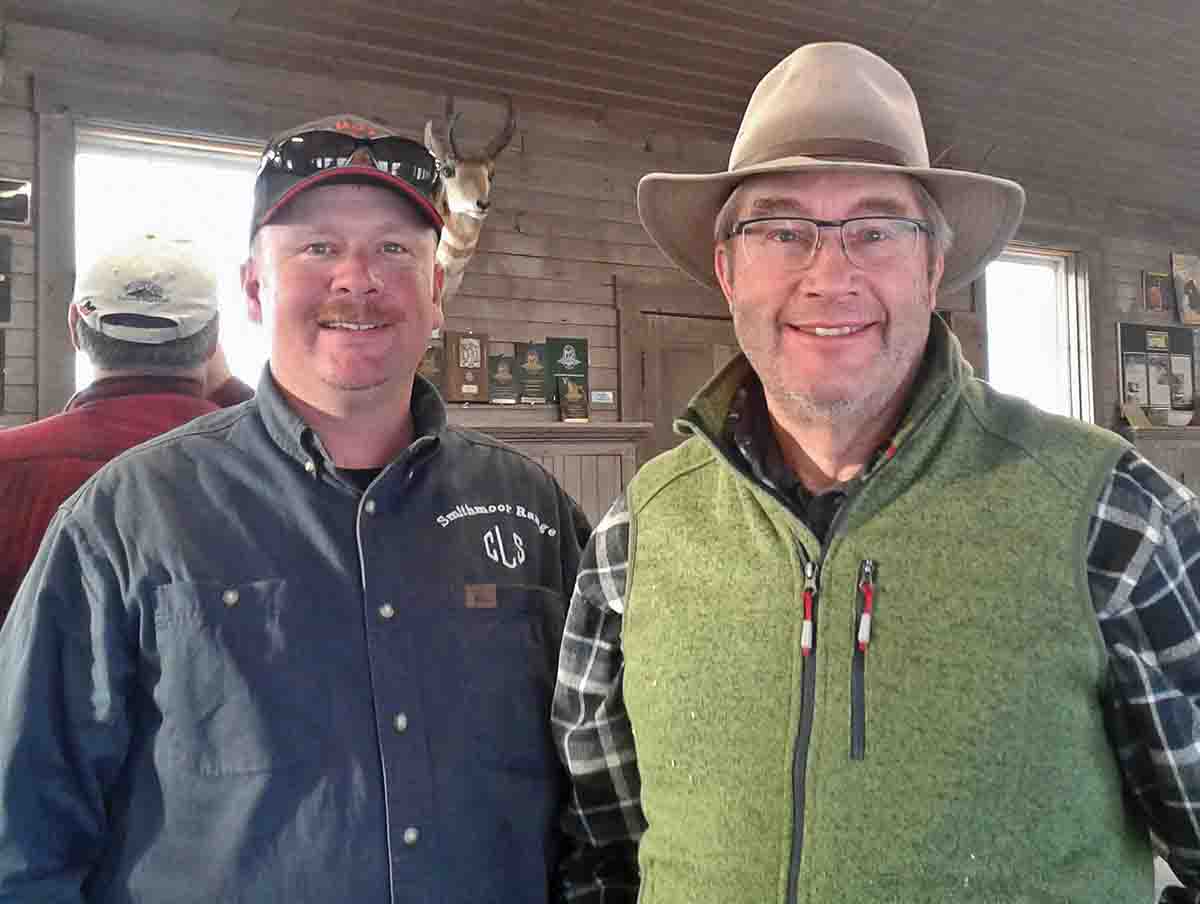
(203, 341, 254, 406)
(0, 113, 589, 903)
(0, 234, 220, 622)
(554, 42, 1200, 902)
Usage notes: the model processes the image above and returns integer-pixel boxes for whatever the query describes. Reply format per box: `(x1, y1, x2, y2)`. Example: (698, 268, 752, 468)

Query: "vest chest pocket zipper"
(850, 559, 875, 762)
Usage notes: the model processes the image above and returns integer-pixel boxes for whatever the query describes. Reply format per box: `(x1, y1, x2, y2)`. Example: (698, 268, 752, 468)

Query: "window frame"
(980, 243, 1093, 423)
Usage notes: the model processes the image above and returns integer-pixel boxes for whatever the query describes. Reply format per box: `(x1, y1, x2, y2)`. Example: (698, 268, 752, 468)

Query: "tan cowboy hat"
(637, 42, 1025, 295)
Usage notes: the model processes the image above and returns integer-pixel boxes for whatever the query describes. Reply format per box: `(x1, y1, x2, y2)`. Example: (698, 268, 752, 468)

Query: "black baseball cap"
(251, 114, 444, 238)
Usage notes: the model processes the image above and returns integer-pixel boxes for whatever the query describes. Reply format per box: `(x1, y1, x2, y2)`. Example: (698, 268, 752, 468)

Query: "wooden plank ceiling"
(10, 0, 1200, 221)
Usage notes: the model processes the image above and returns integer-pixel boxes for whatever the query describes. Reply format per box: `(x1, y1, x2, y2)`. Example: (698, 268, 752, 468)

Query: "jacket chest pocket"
(153, 578, 332, 777)
(429, 583, 566, 774)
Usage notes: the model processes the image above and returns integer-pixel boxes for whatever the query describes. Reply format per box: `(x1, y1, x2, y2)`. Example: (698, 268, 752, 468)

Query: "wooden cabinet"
(447, 412, 651, 526)
(1120, 427, 1200, 496)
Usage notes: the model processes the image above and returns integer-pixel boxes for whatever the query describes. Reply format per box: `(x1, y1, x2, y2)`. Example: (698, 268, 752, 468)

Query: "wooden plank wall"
(0, 21, 729, 424)
(0, 106, 37, 427)
(5, 21, 1200, 436)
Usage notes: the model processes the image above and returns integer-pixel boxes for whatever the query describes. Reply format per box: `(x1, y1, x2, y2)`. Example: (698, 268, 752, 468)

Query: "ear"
(926, 252, 946, 311)
(66, 303, 82, 351)
(242, 258, 264, 325)
(714, 241, 736, 312)
(431, 262, 446, 330)
(203, 312, 221, 360)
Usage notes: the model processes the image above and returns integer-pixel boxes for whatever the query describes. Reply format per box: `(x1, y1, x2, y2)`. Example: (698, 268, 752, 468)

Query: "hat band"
(734, 138, 918, 170)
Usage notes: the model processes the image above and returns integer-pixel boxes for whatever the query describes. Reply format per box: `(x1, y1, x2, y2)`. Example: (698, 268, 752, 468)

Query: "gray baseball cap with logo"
(73, 235, 219, 344)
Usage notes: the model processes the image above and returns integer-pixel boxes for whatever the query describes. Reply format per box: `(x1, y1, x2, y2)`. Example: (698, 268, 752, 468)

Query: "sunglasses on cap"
(258, 130, 441, 194)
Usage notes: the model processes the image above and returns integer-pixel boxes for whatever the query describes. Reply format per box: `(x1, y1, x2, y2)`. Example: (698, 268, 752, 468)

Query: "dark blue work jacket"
(0, 372, 590, 903)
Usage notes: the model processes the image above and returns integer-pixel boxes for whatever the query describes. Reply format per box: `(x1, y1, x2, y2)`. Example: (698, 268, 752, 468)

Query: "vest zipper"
(786, 558, 820, 904)
(850, 558, 875, 761)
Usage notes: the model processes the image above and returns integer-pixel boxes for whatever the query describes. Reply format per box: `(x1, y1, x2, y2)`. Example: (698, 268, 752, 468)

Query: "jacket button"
(378, 603, 395, 619)
(303, 459, 316, 474)
(403, 826, 419, 846)
(393, 712, 409, 733)
(364, 499, 377, 515)
(222, 589, 240, 607)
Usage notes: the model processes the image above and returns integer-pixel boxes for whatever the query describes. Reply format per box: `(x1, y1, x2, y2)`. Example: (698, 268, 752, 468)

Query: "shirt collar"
(255, 367, 446, 473)
(64, 375, 205, 412)
(724, 375, 905, 504)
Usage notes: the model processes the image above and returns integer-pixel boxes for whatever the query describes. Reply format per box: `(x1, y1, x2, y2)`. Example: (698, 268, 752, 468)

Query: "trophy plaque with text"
(515, 341, 547, 403)
(488, 341, 519, 404)
(545, 336, 589, 403)
(443, 331, 489, 402)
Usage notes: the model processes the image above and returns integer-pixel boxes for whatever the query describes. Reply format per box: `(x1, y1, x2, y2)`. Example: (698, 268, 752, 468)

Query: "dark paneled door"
(617, 280, 738, 466)
(640, 313, 738, 463)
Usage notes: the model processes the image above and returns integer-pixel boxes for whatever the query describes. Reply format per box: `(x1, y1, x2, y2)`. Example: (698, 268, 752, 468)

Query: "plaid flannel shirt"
(553, 431, 1200, 901)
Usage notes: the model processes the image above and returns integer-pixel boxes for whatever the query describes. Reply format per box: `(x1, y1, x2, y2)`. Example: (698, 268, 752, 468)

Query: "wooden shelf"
(442, 413, 653, 522)
(1120, 426, 1200, 441)
(458, 421, 654, 444)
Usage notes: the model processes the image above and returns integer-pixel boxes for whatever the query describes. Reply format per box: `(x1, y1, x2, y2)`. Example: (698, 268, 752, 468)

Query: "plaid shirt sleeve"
(1088, 450, 1200, 900)
(552, 493, 645, 903)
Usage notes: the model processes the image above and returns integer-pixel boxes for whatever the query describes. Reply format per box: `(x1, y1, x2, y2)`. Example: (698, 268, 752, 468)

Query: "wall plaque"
(545, 336, 588, 403)
(488, 341, 518, 404)
(443, 330, 489, 402)
(515, 341, 546, 403)
(417, 341, 444, 392)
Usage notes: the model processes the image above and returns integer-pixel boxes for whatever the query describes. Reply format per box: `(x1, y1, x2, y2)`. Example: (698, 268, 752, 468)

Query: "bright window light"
(74, 133, 265, 390)
(984, 253, 1073, 418)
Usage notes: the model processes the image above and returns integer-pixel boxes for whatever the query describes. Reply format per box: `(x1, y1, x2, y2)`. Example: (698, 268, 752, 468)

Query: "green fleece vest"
(623, 322, 1150, 903)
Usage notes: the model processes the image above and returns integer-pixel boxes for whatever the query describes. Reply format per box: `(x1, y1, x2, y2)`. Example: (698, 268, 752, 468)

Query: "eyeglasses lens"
(739, 218, 921, 270)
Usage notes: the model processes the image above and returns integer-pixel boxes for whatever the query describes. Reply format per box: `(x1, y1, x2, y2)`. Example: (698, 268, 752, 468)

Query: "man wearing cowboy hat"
(552, 43, 1200, 901)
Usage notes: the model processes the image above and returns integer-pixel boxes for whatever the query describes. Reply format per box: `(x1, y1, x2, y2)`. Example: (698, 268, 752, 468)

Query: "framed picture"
(0, 179, 30, 226)
(1143, 271, 1175, 314)
(442, 330, 489, 402)
(1172, 253, 1200, 324)
(1118, 321, 1197, 426)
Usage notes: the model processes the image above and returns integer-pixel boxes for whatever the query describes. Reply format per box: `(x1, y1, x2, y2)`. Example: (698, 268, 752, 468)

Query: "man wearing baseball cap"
(0, 114, 589, 902)
(0, 234, 220, 621)
(553, 43, 1200, 901)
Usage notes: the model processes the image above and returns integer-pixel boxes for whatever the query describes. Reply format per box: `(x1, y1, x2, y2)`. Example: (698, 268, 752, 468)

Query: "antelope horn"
(446, 111, 465, 162)
(424, 118, 449, 161)
(483, 96, 517, 160)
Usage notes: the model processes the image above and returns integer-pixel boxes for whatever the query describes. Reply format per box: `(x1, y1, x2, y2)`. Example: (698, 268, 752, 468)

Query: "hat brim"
(256, 166, 444, 235)
(637, 158, 1025, 295)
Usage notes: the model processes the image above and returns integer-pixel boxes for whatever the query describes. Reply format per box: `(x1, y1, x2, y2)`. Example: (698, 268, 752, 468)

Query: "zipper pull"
(857, 559, 875, 652)
(802, 560, 816, 657)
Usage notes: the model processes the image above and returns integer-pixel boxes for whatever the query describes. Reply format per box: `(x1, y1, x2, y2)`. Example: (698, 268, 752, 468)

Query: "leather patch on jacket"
(464, 583, 498, 608)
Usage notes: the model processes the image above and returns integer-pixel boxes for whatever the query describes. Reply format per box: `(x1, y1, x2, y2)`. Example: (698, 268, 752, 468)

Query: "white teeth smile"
(323, 321, 382, 331)
(808, 325, 865, 337)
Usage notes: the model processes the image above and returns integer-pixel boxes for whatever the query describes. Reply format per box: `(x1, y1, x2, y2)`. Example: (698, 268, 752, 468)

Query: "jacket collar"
(255, 367, 447, 473)
(64, 375, 205, 412)
(678, 314, 970, 466)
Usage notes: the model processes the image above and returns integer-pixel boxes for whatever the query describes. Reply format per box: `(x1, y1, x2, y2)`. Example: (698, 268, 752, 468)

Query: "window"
(74, 125, 263, 389)
(983, 247, 1092, 422)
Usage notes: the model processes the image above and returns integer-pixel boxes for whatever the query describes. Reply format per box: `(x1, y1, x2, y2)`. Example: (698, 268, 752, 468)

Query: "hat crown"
(270, 113, 395, 146)
(74, 235, 219, 344)
(76, 236, 217, 307)
(730, 42, 930, 172)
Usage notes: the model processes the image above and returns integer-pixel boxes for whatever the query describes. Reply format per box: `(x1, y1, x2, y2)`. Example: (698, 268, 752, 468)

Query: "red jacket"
(207, 375, 255, 408)
(0, 376, 218, 622)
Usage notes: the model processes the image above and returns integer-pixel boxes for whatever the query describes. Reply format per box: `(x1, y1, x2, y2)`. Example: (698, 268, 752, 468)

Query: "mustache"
(315, 301, 396, 323)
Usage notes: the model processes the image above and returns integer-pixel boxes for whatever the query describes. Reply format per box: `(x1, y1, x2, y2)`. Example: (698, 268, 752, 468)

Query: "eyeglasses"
(726, 216, 932, 271)
(258, 131, 441, 196)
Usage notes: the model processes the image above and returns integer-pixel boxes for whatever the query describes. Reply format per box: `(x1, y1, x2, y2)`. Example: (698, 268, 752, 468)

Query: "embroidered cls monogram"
(483, 524, 526, 570)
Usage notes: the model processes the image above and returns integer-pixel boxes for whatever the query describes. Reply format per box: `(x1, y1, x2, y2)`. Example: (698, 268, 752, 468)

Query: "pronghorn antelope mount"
(424, 96, 518, 304)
